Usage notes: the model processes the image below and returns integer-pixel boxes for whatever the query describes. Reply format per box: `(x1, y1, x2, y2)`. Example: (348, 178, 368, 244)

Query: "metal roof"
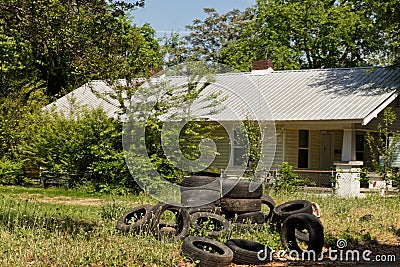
(43, 80, 125, 119)
(44, 67, 400, 125)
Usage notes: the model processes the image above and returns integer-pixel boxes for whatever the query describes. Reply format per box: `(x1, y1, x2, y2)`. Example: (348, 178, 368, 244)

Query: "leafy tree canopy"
(0, 0, 161, 97)
(174, 0, 399, 70)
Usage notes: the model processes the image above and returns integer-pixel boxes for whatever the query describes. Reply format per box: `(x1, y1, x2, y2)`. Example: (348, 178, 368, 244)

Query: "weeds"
(0, 186, 398, 266)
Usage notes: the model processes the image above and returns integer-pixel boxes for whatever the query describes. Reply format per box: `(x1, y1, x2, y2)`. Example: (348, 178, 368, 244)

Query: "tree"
(0, 0, 163, 185)
(0, 0, 160, 97)
(184, 7, 254, 62)
(366, 107, 400, 194)
(207, 0, 385, 71)
(367, 0, 400, 66)
(159, 32, 189, 67)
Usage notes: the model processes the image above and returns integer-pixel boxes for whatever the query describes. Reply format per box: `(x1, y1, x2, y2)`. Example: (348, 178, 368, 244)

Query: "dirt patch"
(32, 196, 104, 206)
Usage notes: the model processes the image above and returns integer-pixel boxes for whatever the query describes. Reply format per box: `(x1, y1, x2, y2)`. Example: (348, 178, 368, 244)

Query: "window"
(356, 134, 365, 161)
(233, 125, 248, 167)
(298, 130, 309, 168)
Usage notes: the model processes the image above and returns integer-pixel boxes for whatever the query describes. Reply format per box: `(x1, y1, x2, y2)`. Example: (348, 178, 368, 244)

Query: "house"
(44, 61, 400, 182)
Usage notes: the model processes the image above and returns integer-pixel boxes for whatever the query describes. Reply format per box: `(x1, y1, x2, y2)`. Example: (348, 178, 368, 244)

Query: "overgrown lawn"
(0, 186, 398, 266)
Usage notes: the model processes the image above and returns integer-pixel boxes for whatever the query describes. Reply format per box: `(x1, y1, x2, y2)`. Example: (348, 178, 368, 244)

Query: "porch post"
(341, 129, 356, 161)
(334, 161, 363, 197)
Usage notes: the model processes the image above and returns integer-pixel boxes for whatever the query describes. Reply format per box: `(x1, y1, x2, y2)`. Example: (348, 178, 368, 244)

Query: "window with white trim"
(233, 125, 247, 167)
(298, 130, 309, 168)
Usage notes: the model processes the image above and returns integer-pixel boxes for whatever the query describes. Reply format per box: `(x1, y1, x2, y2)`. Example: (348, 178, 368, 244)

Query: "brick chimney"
(252, 59, 273, 70)
(251, 59, 273, 75)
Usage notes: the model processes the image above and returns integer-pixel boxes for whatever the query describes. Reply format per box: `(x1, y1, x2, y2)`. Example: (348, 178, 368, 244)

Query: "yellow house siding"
(269, 126, 284, 169)
(209, 123, 230, 171)
(309, 130, 320, 169)
(284, 129, 298, 167)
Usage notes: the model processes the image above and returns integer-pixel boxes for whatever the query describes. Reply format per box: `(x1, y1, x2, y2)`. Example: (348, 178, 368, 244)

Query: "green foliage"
(184, 7, 254, 63)
(0, 0, 161, 97)
(0, 81, 47, 161)
(242, 120, 262, 175)
(366, 107, 400, 188)
(179, 0, 398, 70)
(0, 158, 23, 185)
(367, 0, 400, 66)
(360, 168, 370, 188)
(100, 201, 127, 220)
(19, 105, 133, 190)
(274, 162, 303, 192)
(125, 63, 225, 190)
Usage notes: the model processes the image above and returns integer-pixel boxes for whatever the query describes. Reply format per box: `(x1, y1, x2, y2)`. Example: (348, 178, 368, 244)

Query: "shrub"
(19, 105, 135, 190)
(274, 162, 302, 192)
(0, 158, 24, 185)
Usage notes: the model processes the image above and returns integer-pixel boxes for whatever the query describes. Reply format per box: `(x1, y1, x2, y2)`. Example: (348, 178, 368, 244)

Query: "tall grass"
(0, 186, 399, 266)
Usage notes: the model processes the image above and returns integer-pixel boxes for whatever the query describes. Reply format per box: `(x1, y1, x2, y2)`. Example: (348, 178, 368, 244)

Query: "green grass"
(0, 185, 399, 266)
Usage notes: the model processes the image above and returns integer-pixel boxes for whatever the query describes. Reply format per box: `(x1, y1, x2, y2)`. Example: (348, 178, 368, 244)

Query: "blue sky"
(129, 0, 255, 36)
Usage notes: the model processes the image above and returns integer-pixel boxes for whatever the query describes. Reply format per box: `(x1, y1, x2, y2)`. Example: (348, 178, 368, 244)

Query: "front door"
(320, 133, 333, 169)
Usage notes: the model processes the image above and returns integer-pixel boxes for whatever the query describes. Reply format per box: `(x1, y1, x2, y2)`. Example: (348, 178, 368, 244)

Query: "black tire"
(236, 211, 265, 224)
(151, 203, 190, 242)
(181, 189, 220, 207)
(261, 195, 276, 221)
(273, 200, 313, 222)
(182, 236, 233, 267)
(116, 204, 153, 233)
(190, 212, 230, 237)
(225, 239, 273, 265)
(280, 213, 324, 257)
(188, 206, 222, 215)
(221, 180, 263, 199)
(181, 176, 220, 191)
(221, 198, 262, 213)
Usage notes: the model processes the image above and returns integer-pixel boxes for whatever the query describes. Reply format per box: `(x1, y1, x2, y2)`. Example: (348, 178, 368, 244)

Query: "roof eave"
(362, 91, 398, 126)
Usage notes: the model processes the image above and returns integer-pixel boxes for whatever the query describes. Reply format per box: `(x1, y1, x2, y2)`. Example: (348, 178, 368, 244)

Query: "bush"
(0, 158, 24, 185)
(274, 162, 303, 192)
(19, 106, 135, 190)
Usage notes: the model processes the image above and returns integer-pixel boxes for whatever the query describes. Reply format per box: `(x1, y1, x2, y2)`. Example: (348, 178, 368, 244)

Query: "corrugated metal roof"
(201, 67, 400, 123)
(43, 80, 125, 119)
(44, 67, 400, 125)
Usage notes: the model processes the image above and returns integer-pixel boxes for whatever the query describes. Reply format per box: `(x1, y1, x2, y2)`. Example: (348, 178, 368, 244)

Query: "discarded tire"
(221, 180, 263, 199)
(190, 212, 230, 237)
(188, 206, 221, 215)
(181, 189, 220, 207)
(151, 203, 190, 242)
(273, 200, 313, 222)
(221, 198, 262, 213)
(181, 176, 220, 190)
(116, 204, 153, 233)
(182, 236, 233, 267)
(261, 195, 276, 221)
(225, 239, 273, 265)
(280, 213, 324, 256)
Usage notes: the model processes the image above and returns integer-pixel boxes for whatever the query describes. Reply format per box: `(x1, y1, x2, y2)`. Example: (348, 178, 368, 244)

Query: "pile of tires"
(180, 175, 221, 214)
(115, 176, 324, 266)
(220, 180, 276, 231)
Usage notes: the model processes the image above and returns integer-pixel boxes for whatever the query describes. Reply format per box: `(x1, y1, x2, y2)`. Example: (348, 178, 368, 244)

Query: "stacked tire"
(220, 180, 273, 230)
(180, 175, 221, 214)
(115, 176, 325, 266)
